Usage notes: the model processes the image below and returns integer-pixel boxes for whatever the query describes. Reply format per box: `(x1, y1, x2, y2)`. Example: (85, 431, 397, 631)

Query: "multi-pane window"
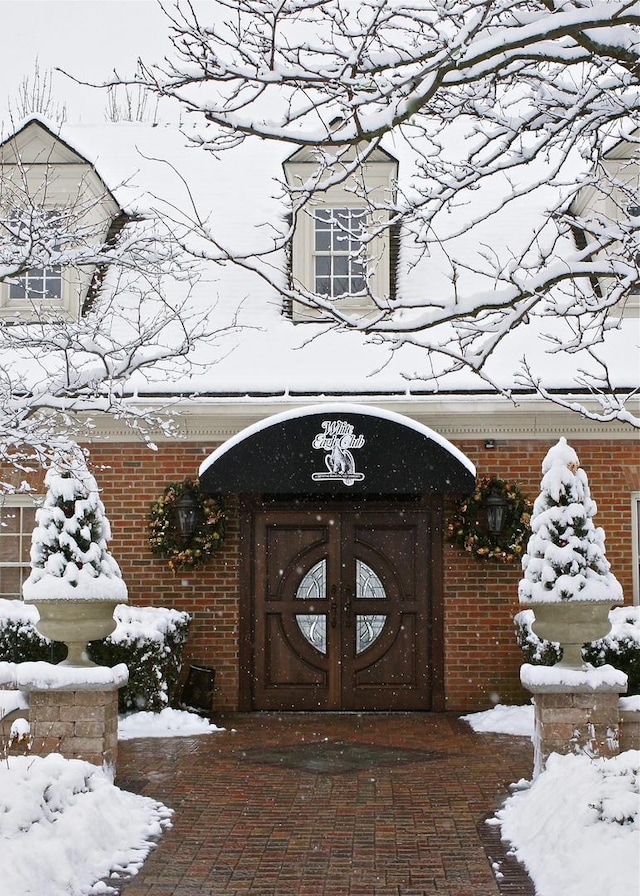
(5, 207, 64, 303)
(8, 265, 63, 302)
(314, 208, 367, 297)
(0, 499, 36, 599)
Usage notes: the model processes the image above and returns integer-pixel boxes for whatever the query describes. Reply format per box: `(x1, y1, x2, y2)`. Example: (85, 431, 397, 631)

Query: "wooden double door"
(246, 503, 441, 711)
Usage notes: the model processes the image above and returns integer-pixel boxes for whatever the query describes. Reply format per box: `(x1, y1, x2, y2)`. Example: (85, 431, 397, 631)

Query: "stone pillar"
(619, 708, 640, 751)
(521, 663, 627, 777)
(531, 689, 621, 776)
(29, 686, 120, 767)
(0, 661, 128, 772)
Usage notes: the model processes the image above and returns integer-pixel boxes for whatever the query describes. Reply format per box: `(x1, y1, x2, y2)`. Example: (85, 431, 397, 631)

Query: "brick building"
(1, 118, 638, 712)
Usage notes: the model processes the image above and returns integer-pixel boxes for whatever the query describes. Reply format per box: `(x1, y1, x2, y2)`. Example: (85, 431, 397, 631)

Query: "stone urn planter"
(530, 600, 614, 669)
(30, 599, 119, 668)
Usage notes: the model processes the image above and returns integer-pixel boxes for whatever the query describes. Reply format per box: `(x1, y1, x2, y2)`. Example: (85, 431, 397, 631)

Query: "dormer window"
(0, 119, 121, 321)
(284, 144, 398, 321)
(4, 206, 65, 306)
(570, 136, 639, 315)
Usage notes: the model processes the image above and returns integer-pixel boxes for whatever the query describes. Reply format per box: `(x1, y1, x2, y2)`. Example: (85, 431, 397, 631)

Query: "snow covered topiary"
(518, 438, 623, 605)
(22, 446, 128, 603)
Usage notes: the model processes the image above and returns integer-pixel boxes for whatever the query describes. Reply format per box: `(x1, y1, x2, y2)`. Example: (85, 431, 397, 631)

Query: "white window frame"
(0, 495, 38, 600)
(632, 491, 640, 606)
(0, 188, 90, 321)
(313, 206, 368, 298)
(8, 263, 64, 303)
(284, 149, 397, 322)
(1, 203, 78, 315)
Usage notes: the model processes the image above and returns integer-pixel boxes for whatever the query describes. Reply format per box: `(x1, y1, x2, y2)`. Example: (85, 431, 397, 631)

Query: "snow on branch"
(0, 149, 244, 480)
(128, 0, 639, 426)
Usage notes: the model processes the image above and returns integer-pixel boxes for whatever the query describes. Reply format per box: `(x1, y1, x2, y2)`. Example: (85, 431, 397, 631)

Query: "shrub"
(89, 605, 190, 712)
(583, 606, 640, 696)
(515, 606, 640, 695)
(0, 600, 65, 664)
(0, 599, 190, 712)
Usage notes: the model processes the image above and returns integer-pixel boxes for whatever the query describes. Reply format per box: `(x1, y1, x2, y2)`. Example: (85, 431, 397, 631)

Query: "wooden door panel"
(354, 617, 418, 685)
(264, 615, 326, 685)
(265, 524, 328, 594)
(352, 522, 421, 601)
(254, 512, 334, 709)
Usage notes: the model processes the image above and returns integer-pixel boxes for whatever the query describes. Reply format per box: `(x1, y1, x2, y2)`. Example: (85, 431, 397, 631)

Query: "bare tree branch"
(128, 0, 639, 427)
(0, 147, 243, 480)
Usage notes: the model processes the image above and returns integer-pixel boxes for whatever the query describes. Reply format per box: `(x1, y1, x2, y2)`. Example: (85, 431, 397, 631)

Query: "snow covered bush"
(514, 609, 563, 666)
(0, 600, 190, 712)
(87, 605, 190, 712)
(22, 446, 128, 604)
(584, 607, 640, 696)
(519, 438, 623, 605)
(515, 607, 640, 695)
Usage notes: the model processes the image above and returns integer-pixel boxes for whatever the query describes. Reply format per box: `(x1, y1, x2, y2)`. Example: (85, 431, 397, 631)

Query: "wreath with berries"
(149, 478, 225, 572)
(447, 476, 532, 563)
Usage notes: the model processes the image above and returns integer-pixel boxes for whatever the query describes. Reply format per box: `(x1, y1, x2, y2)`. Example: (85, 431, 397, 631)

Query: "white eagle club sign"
(312, 420, 365, 486)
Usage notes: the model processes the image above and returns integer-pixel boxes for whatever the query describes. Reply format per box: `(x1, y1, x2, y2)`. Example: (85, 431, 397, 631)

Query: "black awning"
(199, 405, 475, 496)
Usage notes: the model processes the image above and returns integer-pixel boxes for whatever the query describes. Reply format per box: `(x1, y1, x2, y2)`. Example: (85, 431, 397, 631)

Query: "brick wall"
(441, 439, 639, 710)
(89, 442, 242, 711)
(7, 435, 638, 712)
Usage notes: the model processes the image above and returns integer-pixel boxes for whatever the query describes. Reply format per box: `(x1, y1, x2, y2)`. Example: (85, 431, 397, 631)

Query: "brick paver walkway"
(116, 713, 534, 896)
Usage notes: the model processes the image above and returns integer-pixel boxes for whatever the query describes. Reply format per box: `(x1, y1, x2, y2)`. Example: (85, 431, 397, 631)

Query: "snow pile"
(461, 703, 534, 736)
(519, 438, 623, 604)
(22, 447, 128, 603)
(590, 604, 640, 664)
(620, 695, 640, 711)
(520, 662, 627, 692)
(496, 750, 640, 896)
(0, 597, 39, 626)
(109, 604, 189, 645)
(0, 753, 172, 896)
(118, 707, 224, 739)
(0, 687, 28, 718)
(0, 660, 129, 691)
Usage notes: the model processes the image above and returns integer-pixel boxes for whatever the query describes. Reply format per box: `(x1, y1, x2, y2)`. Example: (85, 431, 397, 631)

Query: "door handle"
(343, 585, 352, 627)
(330, 584, 338, 628)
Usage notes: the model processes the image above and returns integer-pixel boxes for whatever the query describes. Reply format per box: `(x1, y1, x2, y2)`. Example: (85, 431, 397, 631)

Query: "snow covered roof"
(2, 116, 638, 410)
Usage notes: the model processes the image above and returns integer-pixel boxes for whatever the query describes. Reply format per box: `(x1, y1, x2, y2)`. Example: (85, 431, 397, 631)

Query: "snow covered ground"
(1, 707, 223, 896)
(1, 703, 638, 896)
(463, 703, 640, 896)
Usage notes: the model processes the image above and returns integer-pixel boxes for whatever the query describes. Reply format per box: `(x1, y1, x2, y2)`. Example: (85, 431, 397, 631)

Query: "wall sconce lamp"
(485, 485, 507, 536)
(174, 487, 200, 538)
(484, 439, 496, 449)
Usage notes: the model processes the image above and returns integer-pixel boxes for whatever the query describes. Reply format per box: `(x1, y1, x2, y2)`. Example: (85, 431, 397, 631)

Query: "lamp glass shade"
(485, 491, 506, 536)
(175, 491, 200, 538)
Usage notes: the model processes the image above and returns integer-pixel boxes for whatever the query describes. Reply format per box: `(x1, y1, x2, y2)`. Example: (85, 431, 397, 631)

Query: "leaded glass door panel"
(252, 506, 433, 711)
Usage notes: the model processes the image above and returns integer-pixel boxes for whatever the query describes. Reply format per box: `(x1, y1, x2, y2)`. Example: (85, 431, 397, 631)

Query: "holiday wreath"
(149, 478, 225, 572)
(447, 476, 532, 563)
